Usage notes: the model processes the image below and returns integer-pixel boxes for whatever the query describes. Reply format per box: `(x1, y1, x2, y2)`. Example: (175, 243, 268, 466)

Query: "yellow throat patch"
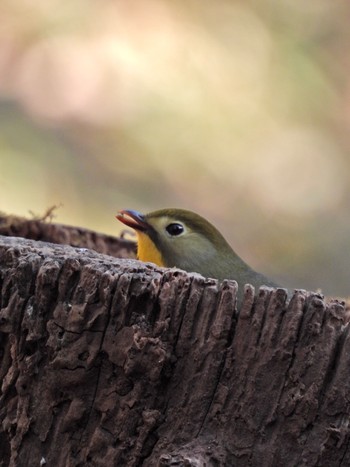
(136, 231, 164, 267)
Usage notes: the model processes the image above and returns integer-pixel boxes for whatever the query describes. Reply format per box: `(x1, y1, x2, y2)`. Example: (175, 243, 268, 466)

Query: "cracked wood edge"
(0, 213, 136, 258)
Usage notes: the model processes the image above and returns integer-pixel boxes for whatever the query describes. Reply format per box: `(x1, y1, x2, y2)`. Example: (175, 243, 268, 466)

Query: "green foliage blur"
(1, 0, 350, 297)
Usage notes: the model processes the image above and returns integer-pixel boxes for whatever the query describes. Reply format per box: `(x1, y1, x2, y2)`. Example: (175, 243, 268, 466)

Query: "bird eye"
(166, 223, 184, 236)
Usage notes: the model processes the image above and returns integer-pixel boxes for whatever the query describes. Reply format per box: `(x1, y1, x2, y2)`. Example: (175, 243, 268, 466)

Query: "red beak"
(116, 209, 149, 232)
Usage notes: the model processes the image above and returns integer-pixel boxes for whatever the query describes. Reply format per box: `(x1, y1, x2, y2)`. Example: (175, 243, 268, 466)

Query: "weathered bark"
(0, 224, 349, 466)
(0, 213, 136, 259)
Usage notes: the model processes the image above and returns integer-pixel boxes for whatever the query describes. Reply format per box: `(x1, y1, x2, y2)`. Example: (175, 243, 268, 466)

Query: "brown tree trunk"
(0, 216, 349, 466)
(0, 212, 136, 259)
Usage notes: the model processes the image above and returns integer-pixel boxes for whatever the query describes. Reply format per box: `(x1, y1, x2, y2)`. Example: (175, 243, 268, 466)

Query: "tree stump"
(0, 212, 136, 259)
(0, 217, 349, 466)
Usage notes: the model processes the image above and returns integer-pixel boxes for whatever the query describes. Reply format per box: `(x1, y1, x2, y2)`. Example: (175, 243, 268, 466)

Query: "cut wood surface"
(0, 219, 350, 466)
(0, 213, 136, 259)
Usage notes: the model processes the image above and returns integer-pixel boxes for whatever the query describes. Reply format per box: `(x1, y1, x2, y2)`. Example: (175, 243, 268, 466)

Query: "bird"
(116, 208, 279, 301)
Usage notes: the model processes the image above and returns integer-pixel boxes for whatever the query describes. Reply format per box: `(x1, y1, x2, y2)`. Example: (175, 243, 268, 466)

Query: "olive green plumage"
(117, 208, 279, 302)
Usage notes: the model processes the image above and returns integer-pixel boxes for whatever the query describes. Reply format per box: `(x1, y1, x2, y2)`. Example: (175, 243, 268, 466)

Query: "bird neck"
(136, 231, 165, 266)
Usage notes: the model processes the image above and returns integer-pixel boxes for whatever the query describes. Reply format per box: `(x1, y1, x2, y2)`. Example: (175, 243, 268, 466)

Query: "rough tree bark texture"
(0, 213, 136, 259)
(0, 219, 350, 466)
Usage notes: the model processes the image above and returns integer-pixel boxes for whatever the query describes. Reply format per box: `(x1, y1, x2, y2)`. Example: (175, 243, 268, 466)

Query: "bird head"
(116, 208, 234, 274)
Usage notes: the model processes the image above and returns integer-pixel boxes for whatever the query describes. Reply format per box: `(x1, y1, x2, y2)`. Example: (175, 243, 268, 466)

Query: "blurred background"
(1, 0, 350, 297)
